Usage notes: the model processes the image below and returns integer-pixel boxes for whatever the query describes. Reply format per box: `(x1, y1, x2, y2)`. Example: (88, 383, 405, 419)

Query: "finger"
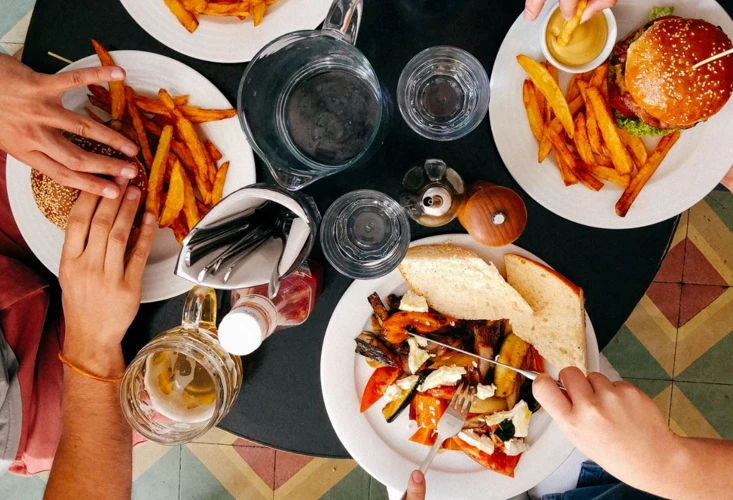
(560, 367, 596, 402)
(720, 165, 733, 192)
(85, 180, 128, 263)
(586, 371, 615, 393)
(533, 374, 572, 419)
(406, 470, 426, 500)
(22, 150, 121, 198)
(582, 0, 616, 22)
(105, 186, 142, 277)
(125, 212, 155, 286)
(43, 131, 138, 181)
(61, 191, 100, 261)
(524, 0, 545, 20)
(560, 0, 579, 19)
(49, 109, 138, 158)
(47, 66, 126, 93)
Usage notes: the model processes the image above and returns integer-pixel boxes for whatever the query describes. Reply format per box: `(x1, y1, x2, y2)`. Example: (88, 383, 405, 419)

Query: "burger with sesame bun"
(31, 133, 147, 232)
(609, 9, 733, 137)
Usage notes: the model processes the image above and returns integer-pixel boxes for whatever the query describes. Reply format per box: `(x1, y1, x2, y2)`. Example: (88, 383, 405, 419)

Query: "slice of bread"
(505, 253, 587, 372)
(398, 245, 535, 335)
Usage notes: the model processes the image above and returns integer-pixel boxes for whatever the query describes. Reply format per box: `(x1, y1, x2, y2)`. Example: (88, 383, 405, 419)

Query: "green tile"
(132, 446, 180, 500)
(625, 378, 671, 399)
(369, 477, 389, 500)
(603, 326, 670, 380)
(675, 382, 733, 439)
(677, 331, 733, 384)
(0, 45, 7, 55)
(180, 447, 235, 500)
(705, 191, 733, 233)
(0, 473, 45, 500)
(320, 466, 370, 500)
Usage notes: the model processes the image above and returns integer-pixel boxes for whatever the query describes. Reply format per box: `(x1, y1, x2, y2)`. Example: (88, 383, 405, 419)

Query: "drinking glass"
(238, 0, 391, 191)
(397, 46, 490, 141)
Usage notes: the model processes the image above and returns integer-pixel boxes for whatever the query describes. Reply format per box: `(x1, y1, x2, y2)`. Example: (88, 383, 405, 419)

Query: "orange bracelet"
(58, 352, 124, 383)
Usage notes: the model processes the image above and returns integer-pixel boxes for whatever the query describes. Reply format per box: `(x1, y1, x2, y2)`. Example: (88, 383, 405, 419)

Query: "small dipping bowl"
(541, 4, 617, 74)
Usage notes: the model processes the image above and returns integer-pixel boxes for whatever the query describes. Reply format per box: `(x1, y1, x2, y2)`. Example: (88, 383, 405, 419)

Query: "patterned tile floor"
(1, 5, 732, 499)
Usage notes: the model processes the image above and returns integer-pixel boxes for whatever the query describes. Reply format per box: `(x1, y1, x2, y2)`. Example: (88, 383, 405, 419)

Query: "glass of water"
(321, 190, 410, 279)
(397, 46, 490, 141)
(237, 0, 391, 191)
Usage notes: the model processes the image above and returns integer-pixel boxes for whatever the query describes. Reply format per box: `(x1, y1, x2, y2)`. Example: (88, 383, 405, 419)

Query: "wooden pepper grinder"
(457, 181, 527, 247)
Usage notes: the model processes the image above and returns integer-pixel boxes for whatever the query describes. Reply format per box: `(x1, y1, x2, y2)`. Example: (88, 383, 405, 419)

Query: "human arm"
(722, 167, 733, 192)
(0, 55, 139, 198)
(524, 0, 618, 22)
(44, 185, 155, 500)
(534, 368, 733, 499)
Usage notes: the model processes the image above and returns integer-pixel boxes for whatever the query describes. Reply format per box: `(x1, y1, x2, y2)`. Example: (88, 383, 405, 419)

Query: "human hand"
(59, 184, 155, 376)
(533, 368, 682, 492)
(524, 0, 618, 23)
(405, 471, 426, 500)
(722, 166, 733, 192)
(0, 55, 139, 199)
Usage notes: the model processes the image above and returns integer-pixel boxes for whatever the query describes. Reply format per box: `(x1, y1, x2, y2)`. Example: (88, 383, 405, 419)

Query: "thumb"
(406, 470, 426, 500)
(581, 0, 617, 22)
(533, 374, 572, 421)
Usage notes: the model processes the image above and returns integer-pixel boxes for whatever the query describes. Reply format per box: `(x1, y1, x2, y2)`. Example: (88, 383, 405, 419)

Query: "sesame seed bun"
(625, 17, 733, 129)
(31, 133, 147, 229)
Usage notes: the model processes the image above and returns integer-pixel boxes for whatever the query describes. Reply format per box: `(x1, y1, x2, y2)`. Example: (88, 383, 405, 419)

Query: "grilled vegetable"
(429, 351, 476, 370)
(387, 294, 402, 310)
(368, 293, 390, 323)
(355, 332, 400, 368)
(472, 321, 503, 381)
(414, 394, 447, 429)
(382, 373, 425, 423)
(494, 333, 530, 397)
(382, 311, 458, 344)
(469, 396, 509, 414)
(360, 366, 402, 413)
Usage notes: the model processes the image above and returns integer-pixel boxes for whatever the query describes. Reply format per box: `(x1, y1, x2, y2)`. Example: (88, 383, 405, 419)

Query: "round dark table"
(24, 0, 722, 458)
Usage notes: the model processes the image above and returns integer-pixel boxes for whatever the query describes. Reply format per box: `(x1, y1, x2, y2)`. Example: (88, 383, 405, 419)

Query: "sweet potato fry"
(616, 132, 680, 217)
(160, 157, 186, 227)
(108, 120, 139, 143)
(545, 128, 578, 185)
(589, 165, 631, 188)
(164, 0, 199, 33)
(125, 87, 154, 168)
(180, 168, 201, 230)
(205, 140, 223, 161)
(518, 55, 574, 138)
(85, 106, 105, 124)
(557, 0, 588, 46)
(523, 80, 545, 142)
(134, 95, 170, 116)
(146, 125, 174, 218)
(178, 106, 237, 123)
(212, 161, 229, 205)
(616, 126, 648, 169)
(90, 40, 125, 120)
(586, 87, 634, 175)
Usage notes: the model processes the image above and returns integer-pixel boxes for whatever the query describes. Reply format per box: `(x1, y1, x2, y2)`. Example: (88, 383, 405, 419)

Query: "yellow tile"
(625, 295, 677, 377)
(186, 444, 272, 500)
(654, 384, 673, 424)
(669, 384, 721, 439)
(133, 441, 177, 482)
(688, 202, 733, 285)
(671, 210, 689, 248)
(191, 426, 239, 445)
(274, 458, 357, 500)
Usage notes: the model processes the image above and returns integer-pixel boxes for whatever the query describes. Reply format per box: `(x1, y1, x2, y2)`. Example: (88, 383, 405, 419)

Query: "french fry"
(180, 167, 201, 230)
(538, 95, 584, 161)
(616, 132, 680, 217)
(517, 55, 574, 138)
(160, 157, 186, 227)
(252, 2, 266, 26)
(573, 113, 595, 166)
(586, 87, 634, 175)
(146, 125, 174, 218)
(90, 40, 126, 120)
(545, 62, 559, 120)
(125, 87, 154, 168)
(557, 0, 588, 46)
(174, 95, 189, 106)
(171, 213, 189, 244)
(522, 80, 545, 142)
(573, 162, 604, 191)
(178, 106, 237, 123)
(196, 200, 211, 217)
(164, 0, 199, 33)
(566, 74, 583, 103)
(545, 128, 578, 185)
(588, 63, 609, 91)
(594, 153, 613, 167)
(183, 0, 206, 13)
(616, 126, 648, 169)
(108, 120, 139, 143)
(201, 2, 252, 16)
(134, 95, 170, 116)
(589, 165, 631, 188)
(205, 140, 223, 161)
(212, 161, 229, 205)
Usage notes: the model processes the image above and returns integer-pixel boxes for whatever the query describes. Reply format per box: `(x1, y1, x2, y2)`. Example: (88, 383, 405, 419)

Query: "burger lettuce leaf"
(648, 6, 674, 21)
(614, 112, 679, 137)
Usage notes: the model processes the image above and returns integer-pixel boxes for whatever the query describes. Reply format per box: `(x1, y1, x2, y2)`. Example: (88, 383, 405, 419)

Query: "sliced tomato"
(409, 427, 436, 447)
(414, 394, 447, 430)
(525, 345, 544, 373)
(451, 438, 522, 478)
(426, 386, 457, 400)
(360, 366, 402, 413)
(382, 311, 458, 344)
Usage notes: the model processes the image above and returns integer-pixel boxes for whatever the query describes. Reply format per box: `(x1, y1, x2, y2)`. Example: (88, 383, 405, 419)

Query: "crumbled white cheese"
(484, 400, 532, 438)
(407, 338, 431, 374)
(476, 383, 497, 400)
(503, 438, 529, 456)
(399, 290, 429, 313)
(471, 361, 478, 368)
(457, 430, 495, 455)
(396, 375, 419, 391)
(419, 365, 466, 392)
(416, 337, 428, 348)
(383, 384, 402, 402)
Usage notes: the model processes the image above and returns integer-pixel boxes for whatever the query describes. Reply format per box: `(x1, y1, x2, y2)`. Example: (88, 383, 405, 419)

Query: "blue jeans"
(542, 462, 666, 500)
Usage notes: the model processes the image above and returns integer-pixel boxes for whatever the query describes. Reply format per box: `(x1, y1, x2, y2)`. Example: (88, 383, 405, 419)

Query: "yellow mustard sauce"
(546, 9, 608, 67)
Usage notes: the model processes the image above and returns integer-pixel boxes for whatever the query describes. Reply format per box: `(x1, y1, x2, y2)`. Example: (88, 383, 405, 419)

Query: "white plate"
(119, 0, 333, 63)
(321, 234, 600, 500)
(6, 51, 256, 303)
(490, 0, 733, 229)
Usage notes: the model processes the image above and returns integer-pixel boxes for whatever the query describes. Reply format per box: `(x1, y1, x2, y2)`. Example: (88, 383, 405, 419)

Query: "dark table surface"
(24, 0, 726, 458)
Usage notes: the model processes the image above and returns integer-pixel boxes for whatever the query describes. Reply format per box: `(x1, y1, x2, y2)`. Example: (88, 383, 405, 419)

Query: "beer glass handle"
(182, 286, 218, 333)
(322, 0, 363, 44)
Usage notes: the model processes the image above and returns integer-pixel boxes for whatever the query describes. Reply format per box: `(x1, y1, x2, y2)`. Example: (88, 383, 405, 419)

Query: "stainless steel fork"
(399, 383, 473, 500)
